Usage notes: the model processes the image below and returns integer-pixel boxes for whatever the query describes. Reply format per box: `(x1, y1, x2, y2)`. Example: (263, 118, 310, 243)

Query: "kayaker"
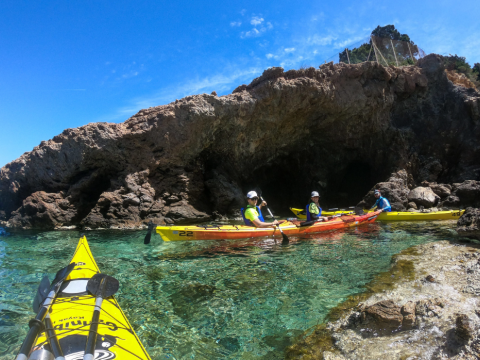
(307, 191, 329, 221)
(242, 191, 287, 228)
(371, 190, 392, 212)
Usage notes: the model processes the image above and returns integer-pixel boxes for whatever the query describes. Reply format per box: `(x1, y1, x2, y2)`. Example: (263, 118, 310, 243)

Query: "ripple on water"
(0, 221, 464, 359)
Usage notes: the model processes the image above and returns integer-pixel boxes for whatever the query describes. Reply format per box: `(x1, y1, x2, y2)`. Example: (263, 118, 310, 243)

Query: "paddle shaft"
(16, 290, 55, 360)
(83, 296, 104, 360)
(45, 313, 65, 360)
(259, 196, 289, 244)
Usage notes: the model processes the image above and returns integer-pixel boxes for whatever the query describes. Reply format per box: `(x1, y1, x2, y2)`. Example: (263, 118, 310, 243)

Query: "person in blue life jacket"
(242, 191, 287, 227)
(307, 191, 329, 221)
(371, 189, 392, 212)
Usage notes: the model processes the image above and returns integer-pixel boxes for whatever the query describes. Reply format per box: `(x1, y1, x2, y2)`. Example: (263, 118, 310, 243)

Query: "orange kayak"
(156, 210, 382, 241)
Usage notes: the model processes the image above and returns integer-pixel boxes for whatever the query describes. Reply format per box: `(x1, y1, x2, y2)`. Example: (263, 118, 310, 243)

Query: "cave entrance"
(324, 161, 373, 208)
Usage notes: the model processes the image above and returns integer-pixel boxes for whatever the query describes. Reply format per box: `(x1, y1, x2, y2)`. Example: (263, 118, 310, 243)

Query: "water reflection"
(0, 221, 464, 359)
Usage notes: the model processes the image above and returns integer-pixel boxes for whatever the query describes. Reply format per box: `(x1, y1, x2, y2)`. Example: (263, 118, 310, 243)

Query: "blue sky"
(1, 0, 479, 167)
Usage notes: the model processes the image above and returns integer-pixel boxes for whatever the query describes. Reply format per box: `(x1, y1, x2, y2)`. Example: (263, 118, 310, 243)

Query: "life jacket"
(241, 206, 265, 226)
(306, 203, 322, 221)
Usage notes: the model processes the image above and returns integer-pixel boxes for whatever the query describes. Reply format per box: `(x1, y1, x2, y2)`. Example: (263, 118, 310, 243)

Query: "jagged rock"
(454, 180, 480, 207)
(1, 54, 480, 229)
(401, 301, 416, 329)
(7, 191, 77, 229)
(430, 183, 452, 198)
(455, 314, 474, 343)
(415, 298, 443, 318)
(442, 195, 461, 208)
(407, 187, 440, 208)
(357, 170, 410, 211)
(362, 300, 403, 331)
(457, 207, 480, 240)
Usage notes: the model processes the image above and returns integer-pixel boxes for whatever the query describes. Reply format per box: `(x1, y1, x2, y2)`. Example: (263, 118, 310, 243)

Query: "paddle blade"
(144, 232, 152, 245)
(144, 221, 155, 245)
(51, 263, 76, 289)
(87, 274, 119, 298)
(281, 232, 289, 245)
(32, 276, 51, 313)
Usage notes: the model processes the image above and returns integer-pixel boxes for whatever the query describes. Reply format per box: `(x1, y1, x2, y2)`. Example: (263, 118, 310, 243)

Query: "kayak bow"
(26, 236, 151, 360)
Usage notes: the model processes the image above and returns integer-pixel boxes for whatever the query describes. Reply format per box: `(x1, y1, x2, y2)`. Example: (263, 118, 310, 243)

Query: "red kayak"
(155, 210, 382, 241)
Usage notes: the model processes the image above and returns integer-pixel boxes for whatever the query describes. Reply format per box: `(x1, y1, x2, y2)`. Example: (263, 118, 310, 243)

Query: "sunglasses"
(250, 197, 259, 201)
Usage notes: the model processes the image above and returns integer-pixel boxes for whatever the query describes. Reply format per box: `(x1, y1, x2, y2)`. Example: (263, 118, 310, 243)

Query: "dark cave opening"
(243, 159, 378, 217)
(324, 161, 375, 209)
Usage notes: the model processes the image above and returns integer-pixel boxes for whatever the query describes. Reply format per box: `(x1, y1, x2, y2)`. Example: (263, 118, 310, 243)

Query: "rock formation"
(1, 54, 480, 229)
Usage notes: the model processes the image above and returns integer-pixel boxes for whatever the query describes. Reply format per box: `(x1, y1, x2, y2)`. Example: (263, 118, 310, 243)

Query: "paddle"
(16, 263, 76, 360)
(256, 192, 289, 245)
(32, 276, 64, 360)
(83, 274, 120, 360)
(144, 220, 155, 245)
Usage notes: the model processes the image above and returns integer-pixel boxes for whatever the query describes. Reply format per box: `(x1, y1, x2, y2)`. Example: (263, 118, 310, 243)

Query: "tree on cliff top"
(339, 25, 414, 65)
(371, 25, 413, 44)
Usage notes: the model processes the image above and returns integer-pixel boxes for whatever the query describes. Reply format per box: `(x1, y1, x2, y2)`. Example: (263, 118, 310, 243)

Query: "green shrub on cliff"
(441, 55, 480, 87)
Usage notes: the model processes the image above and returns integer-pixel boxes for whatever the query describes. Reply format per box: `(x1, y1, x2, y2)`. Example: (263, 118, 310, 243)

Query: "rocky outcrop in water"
(457, 207, 480, 240)
(286, 241, 480, 359)
(1, 54, 480, 229)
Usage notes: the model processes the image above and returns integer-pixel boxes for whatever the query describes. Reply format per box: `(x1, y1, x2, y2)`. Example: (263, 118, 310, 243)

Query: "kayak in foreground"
(291, 207, 465, 221)
(27, 236, 151, 359)
(290, 207, 353, 219)
(155, 210, 382, 241)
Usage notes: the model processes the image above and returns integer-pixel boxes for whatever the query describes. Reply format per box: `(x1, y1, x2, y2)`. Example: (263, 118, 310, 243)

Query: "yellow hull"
(291, 207, 464, 221)
(371, 209, 465, 221)
(32, 236, 151, 359)
(289, 207, 353, 219)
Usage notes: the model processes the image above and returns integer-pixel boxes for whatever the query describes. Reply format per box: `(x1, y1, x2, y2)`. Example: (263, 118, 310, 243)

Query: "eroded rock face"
(1, 54, 480, 229)
(457, 207, 480, 240)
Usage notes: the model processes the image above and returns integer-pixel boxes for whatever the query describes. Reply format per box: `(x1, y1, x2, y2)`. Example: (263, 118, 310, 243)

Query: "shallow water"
(0, 221, 465, 359)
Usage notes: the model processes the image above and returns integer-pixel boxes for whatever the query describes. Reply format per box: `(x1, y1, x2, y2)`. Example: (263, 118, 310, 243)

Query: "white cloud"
(98, 67, 262, 123)
(230, 21, 241, 27)
(266, 53, 275, 59)
(240, 9, 246, 16)
(284, 48, 295, 53)
(251, 16, 264, 26)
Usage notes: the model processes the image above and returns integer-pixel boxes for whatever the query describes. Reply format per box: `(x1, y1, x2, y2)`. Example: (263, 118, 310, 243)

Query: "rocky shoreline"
(285, 239, 480, 359)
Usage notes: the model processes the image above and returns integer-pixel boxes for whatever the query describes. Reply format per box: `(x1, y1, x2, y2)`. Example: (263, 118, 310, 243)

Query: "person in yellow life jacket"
(306, 191, 329, 222)
(241, 191, 287, 228)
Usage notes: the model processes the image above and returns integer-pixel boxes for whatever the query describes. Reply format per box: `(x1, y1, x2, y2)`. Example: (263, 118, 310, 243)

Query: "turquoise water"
(0, 221, 465, 359)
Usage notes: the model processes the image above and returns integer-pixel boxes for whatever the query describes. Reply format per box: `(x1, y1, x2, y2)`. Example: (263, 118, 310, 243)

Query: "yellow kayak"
(367, 209, 465, 221)
(290, 207, 465, 221)
(289, 207, 354, 219)
(30, 236, 151, 359)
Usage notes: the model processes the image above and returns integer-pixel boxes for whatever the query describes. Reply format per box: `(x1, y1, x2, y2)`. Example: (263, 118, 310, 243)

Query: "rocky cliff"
(1, 54, 480, 229)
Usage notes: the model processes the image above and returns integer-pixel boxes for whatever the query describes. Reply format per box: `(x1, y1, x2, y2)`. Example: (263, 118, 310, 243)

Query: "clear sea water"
(0, 221, 466, 359)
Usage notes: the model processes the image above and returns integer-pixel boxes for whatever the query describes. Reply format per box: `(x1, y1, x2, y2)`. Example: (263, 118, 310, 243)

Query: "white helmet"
(247, 191, 258, 198)
(311, 191, 320, 197)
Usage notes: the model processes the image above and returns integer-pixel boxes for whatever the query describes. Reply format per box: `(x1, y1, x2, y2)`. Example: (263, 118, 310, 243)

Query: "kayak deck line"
(156, 210, 382, 241)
